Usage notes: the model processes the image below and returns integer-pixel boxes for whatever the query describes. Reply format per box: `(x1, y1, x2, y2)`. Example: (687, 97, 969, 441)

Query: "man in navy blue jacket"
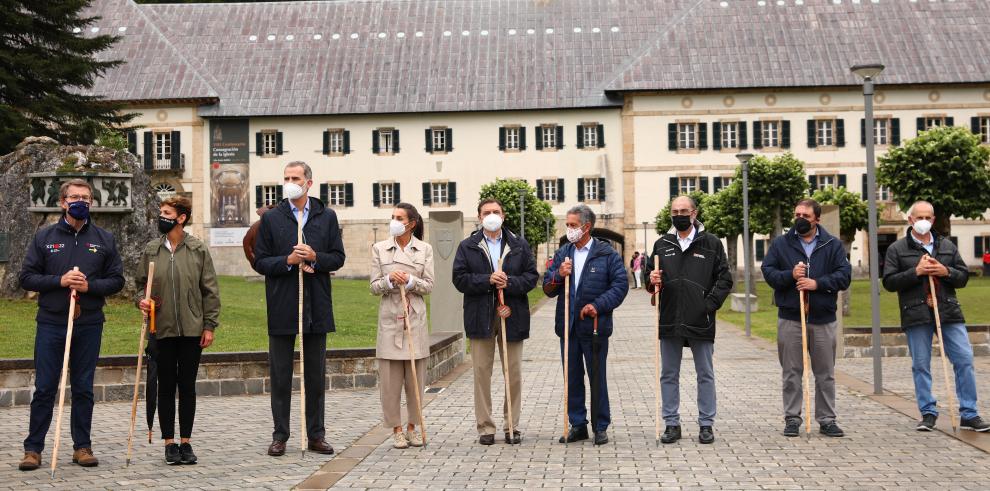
(18, 179, 124, 471)
(762, 198, 851, 438)
(543, 204, 628, 445)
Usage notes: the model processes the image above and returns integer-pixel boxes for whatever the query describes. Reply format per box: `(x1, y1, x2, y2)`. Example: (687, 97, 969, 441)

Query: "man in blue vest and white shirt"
(543, 204, 628, 445)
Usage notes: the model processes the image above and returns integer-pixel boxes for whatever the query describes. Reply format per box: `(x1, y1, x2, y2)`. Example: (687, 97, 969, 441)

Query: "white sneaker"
(392, 431, 410, 449)
(407, 429, 424, 447)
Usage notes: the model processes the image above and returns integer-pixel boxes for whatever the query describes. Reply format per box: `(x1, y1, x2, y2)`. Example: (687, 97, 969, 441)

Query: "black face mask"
(793, 217, 813, 236)
(158, 216, 178, 234)
(672, 215, 693, 232)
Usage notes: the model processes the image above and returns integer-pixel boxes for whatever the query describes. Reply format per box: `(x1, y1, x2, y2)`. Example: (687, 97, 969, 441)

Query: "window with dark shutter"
(323, 130, 330, 155)
(448, 182, 457, 205)
(343, 130, 351, 154)
(127, 130, 137, 156)
(557, 178, 565, 202)
(255, 186, 263, 209)
(255, 132, 263, 156)
(807, 120, 817, 148)
(392, 129, 400, 153)
(275, 131, 284, 156)
(422, 182, 430, 206)
(668, 123, 677, 151)
(698, 123, 708, 150)
(669, 177, 678, 200)
(752, 122, 763, 149)
(535, 126, 544, 150)
(555, 125, 564, 150)
(577, 178, 585, 202)
(344, 183, 354, 207)
(712, 122, 722, 151)
(445, 128, 453, 152)
(700, 176, 709, 193)
(836, 119, 845, 147)
(519, 127, 527, 150)
(320, 183, 329, 204)
(424, 129, 433, 153)
(598, 177, 606, 202)
(143, 132, 153, 170)
(393, 183, 401, 203)
(372, 130, 381, 154)
(596, 124, 605, 148)
(738, 122, 748, 150)
(499, 127, 507, 151)
(536, 179, 544, 200)
(576, 126, 585, 149)
(373, 183, 381, 207)
(781, 120, 791, 148)
(170, 131, 181, 170)
(891, 118, 901, 146)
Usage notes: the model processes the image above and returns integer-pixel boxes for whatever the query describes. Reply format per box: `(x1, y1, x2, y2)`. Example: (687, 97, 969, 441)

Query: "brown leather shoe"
(18, 452, 41, 471)
(307, 438, 335, 455)
(72, 447, 99, 467)
(267, 440, 286, 456)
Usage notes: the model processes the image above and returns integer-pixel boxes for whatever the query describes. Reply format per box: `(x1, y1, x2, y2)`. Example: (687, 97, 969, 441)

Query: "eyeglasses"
(671, 209, 694, 216)
(66, 194, 92, 202)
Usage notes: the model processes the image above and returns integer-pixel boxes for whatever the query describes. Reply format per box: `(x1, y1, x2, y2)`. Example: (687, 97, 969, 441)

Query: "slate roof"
(81, 0, 990, 117)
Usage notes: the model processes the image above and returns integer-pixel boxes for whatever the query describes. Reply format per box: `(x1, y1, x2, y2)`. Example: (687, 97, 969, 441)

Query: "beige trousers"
(472, 317, 523, 435)
(378, 358, 427, 429)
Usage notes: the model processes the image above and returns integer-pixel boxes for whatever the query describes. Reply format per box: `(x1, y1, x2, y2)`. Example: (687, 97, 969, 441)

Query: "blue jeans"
(560, 335, 611, 432)
(905, 323, 981, 420)
(24, 322, 103, 453)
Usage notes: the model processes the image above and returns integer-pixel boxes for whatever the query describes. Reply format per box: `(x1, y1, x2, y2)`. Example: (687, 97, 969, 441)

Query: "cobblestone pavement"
(0, 385, 381, 490)
(333, 290, 990, 490)
(840, 351, 990, 420)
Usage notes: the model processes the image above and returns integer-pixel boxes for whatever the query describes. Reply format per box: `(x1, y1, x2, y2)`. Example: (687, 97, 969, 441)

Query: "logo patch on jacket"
(693, 253, 706, 259)
(86, 243, 102, 254)
(46, 243, 65, 253)
(590, 267, 598, 273)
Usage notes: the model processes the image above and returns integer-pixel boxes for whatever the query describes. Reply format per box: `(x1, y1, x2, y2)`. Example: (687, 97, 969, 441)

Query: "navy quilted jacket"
(543, 239, 629, 338)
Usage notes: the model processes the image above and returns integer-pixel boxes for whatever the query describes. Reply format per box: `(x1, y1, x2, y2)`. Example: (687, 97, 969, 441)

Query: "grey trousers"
(661, 337, 716, 426)
(777, 318, 838, 425)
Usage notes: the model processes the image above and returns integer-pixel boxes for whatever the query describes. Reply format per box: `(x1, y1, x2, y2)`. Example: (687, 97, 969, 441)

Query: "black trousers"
(156, 336, 203, 440)
(269, 333, 327, 442)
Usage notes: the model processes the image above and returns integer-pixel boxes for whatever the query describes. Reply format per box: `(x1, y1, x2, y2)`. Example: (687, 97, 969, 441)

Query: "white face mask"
(283, 182, 306, 200)
(912, 219, 933, 236)
(389, 219, 407, 237)
(566, 226, 584, 244)
(482, 214, 503, 232)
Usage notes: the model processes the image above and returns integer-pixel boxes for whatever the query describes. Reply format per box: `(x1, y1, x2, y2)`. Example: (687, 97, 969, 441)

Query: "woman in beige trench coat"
(370, 203, 434, 449)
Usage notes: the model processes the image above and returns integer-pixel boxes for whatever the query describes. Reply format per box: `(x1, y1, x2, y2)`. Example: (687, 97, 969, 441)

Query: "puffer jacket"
(644, 221, 733, 341)
(882, 229, 968, 328)
(543, 238, 629, 339)
(137, 233, 221, 338)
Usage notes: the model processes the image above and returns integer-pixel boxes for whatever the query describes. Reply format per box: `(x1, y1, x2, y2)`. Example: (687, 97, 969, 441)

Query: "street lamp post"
(517, 188, 527, 241)
(736, 152, 754, 338)
(852, 63, 886, 395)
(372, 226, 378, 244)
(642, 221, 648, 253)
(545, 217, 553, 264)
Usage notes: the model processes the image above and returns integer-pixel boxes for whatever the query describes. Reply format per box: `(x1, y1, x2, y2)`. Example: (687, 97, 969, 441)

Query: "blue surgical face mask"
(67, 200, 90, 220)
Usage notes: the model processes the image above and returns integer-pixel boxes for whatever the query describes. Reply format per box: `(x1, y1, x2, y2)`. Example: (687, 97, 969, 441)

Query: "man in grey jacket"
(882, 201, 989, 432)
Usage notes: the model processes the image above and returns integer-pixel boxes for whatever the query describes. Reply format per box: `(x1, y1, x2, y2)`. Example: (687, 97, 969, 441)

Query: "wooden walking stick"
(50, 267, 79, 479)
(297, 208, 307, 457)
(399, 285, 428, 446)
(799, 289, 812, 441)
(496, 258, 515, 443)
(653, 256, 661, 448)
(126, 262, 155, 466)
(562, 259, 571, 445)
(929, 273, 959, 433)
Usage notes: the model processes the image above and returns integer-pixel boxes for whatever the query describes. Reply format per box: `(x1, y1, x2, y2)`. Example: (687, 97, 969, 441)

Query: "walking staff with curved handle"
(496, 258, 515, 443)
(562, 258, 571, 445)
(928, 270, 958, 433)
(297, 208, 307, 457)
(50, 267, 79, 479)
(799, 288, 812, 441)
(653, 255, 661, 448)
(126, 262, 155, 466)
(399, 285, 428, 446)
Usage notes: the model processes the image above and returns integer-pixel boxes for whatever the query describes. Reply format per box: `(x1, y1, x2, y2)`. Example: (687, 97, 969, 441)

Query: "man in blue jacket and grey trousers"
(543, 204, 628, 445)
(762, 198, 851, 438)
(18, 179, 124, 471)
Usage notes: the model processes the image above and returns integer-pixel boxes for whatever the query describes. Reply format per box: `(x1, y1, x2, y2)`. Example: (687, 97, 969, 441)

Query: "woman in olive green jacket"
(136, 196, 220, 465)
(370, 203, 434, 449)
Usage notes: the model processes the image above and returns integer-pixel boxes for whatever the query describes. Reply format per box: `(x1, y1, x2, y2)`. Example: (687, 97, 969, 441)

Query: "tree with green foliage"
(811, 186, 868, 254)
(478, 178, 553, 252)
(747, 153, 810, 239)
(0, 1, 135, 154)
(878, 125, 990, 236)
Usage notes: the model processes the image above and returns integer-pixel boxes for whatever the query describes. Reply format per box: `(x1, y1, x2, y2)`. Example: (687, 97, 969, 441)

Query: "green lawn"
(1, 277, 549, 359)
(719, 276, 990, 342)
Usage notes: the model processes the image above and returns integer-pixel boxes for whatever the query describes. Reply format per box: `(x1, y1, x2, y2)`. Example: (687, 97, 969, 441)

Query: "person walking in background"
(370, 203, 434, 449)
(630, 251, 643, 289)
(137, 196, 220, 464)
